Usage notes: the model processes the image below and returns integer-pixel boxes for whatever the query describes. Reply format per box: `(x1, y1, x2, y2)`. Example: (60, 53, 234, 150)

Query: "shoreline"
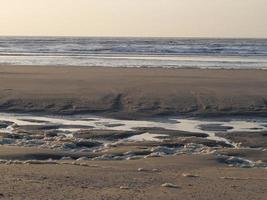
(1, 63, 267, 71)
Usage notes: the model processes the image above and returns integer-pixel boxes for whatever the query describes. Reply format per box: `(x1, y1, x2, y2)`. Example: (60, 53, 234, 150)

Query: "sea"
(0, 36, 267, 69)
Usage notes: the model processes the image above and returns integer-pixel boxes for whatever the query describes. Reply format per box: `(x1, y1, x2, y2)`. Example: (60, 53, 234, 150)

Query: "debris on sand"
(161, 183, 180, 188)
(24, 160, 58, 165)
(138, 168, 161, 172)
(144, 152, 165, 159)
(220, 177, 250, 180)
(151, 146, 176, 155)
(5, 160, 24, 165)
(217, 155, 254, 168)
(76, 156, 90, 161)
(182, 173, 199, 178)
(126, 156, 143, 160)
(67, 162, 100, 168)
(78, 163, 90, 167)
(216, 154, 267, 168)
(138, 168, 146, 172)
(87, 164, 100, 168)
(120, 186, 130, 190)
(220, 177, 267, 181)
(60, 156, 73, 161)
(0, 159, 58, 165)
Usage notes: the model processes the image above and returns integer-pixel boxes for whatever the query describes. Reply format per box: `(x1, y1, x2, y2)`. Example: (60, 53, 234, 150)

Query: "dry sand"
(0, 65, 267, 118)
(0, 146, 266, 200)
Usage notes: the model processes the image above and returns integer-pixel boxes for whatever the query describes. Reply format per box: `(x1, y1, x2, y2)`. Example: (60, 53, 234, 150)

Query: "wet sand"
(216, 131, 267, 148)
(0, 146, 267, 200)
(0, 65, 267, 118)
(1, 66, 267, 199)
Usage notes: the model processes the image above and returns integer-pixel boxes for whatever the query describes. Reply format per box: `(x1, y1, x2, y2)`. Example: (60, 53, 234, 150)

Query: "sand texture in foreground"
(0, 147, 266, 200)
(0, 66, 267, 118)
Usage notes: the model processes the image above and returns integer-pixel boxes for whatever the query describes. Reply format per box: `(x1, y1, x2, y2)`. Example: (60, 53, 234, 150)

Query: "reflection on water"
(0, 112, 266, 139)
(0, 112, 267, 167)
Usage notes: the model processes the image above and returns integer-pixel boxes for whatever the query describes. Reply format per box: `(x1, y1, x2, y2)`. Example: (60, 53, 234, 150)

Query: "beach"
(0, 65, 267, 118)
(0, 65, 267, 200)
(1, 0, 267, 198)
(0, 147, 267, 200)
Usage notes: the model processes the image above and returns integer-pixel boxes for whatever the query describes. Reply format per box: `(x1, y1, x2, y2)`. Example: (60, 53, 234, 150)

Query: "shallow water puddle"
(0, 112, 267, 144)
(1, 113, 267, 167)
(126, 132, 168, 142)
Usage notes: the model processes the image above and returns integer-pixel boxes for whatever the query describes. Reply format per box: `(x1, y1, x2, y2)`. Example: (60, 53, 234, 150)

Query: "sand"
(0, 146, 266, 200)
(0, 65, 267, 118)
(1, 65, 267, 199)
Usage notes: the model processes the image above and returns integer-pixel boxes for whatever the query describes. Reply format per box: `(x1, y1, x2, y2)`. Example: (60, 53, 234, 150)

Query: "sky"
(0, 0, 267, 38)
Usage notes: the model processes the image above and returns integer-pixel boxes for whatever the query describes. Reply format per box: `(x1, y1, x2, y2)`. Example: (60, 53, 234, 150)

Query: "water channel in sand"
(0, 112, 266, 145)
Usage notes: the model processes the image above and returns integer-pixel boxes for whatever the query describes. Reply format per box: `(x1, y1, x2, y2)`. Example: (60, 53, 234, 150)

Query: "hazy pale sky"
(0, 0, 266, 38)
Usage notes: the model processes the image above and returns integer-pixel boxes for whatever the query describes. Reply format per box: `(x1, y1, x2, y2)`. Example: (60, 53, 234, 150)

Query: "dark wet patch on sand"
(15, 124, 94, 132)
(0, 132, 24, 139)
(216, 131, 267, 148)
(0, 121, 14, 128)
(75, 129, 144, 140)
(216, 148, 267, 163)
(18, 119, 50, 123)
(0, 146, 98, 160)
(215, 148, 267, 168)
(198, 124, 233, 132)
(114, 136, 232, 149)
(133, 127, 209, 138)
(103, 123, 125, 128)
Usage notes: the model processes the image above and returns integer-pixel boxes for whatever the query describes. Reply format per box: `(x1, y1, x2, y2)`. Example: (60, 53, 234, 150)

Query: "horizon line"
(0, 35, 267, 40)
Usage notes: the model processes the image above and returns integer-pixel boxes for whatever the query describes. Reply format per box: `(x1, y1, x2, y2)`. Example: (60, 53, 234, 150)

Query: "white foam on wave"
(1, 37, 267, 69)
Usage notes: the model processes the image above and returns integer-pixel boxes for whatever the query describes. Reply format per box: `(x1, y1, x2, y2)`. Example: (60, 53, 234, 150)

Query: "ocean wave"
(0, 37, 267, 69)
